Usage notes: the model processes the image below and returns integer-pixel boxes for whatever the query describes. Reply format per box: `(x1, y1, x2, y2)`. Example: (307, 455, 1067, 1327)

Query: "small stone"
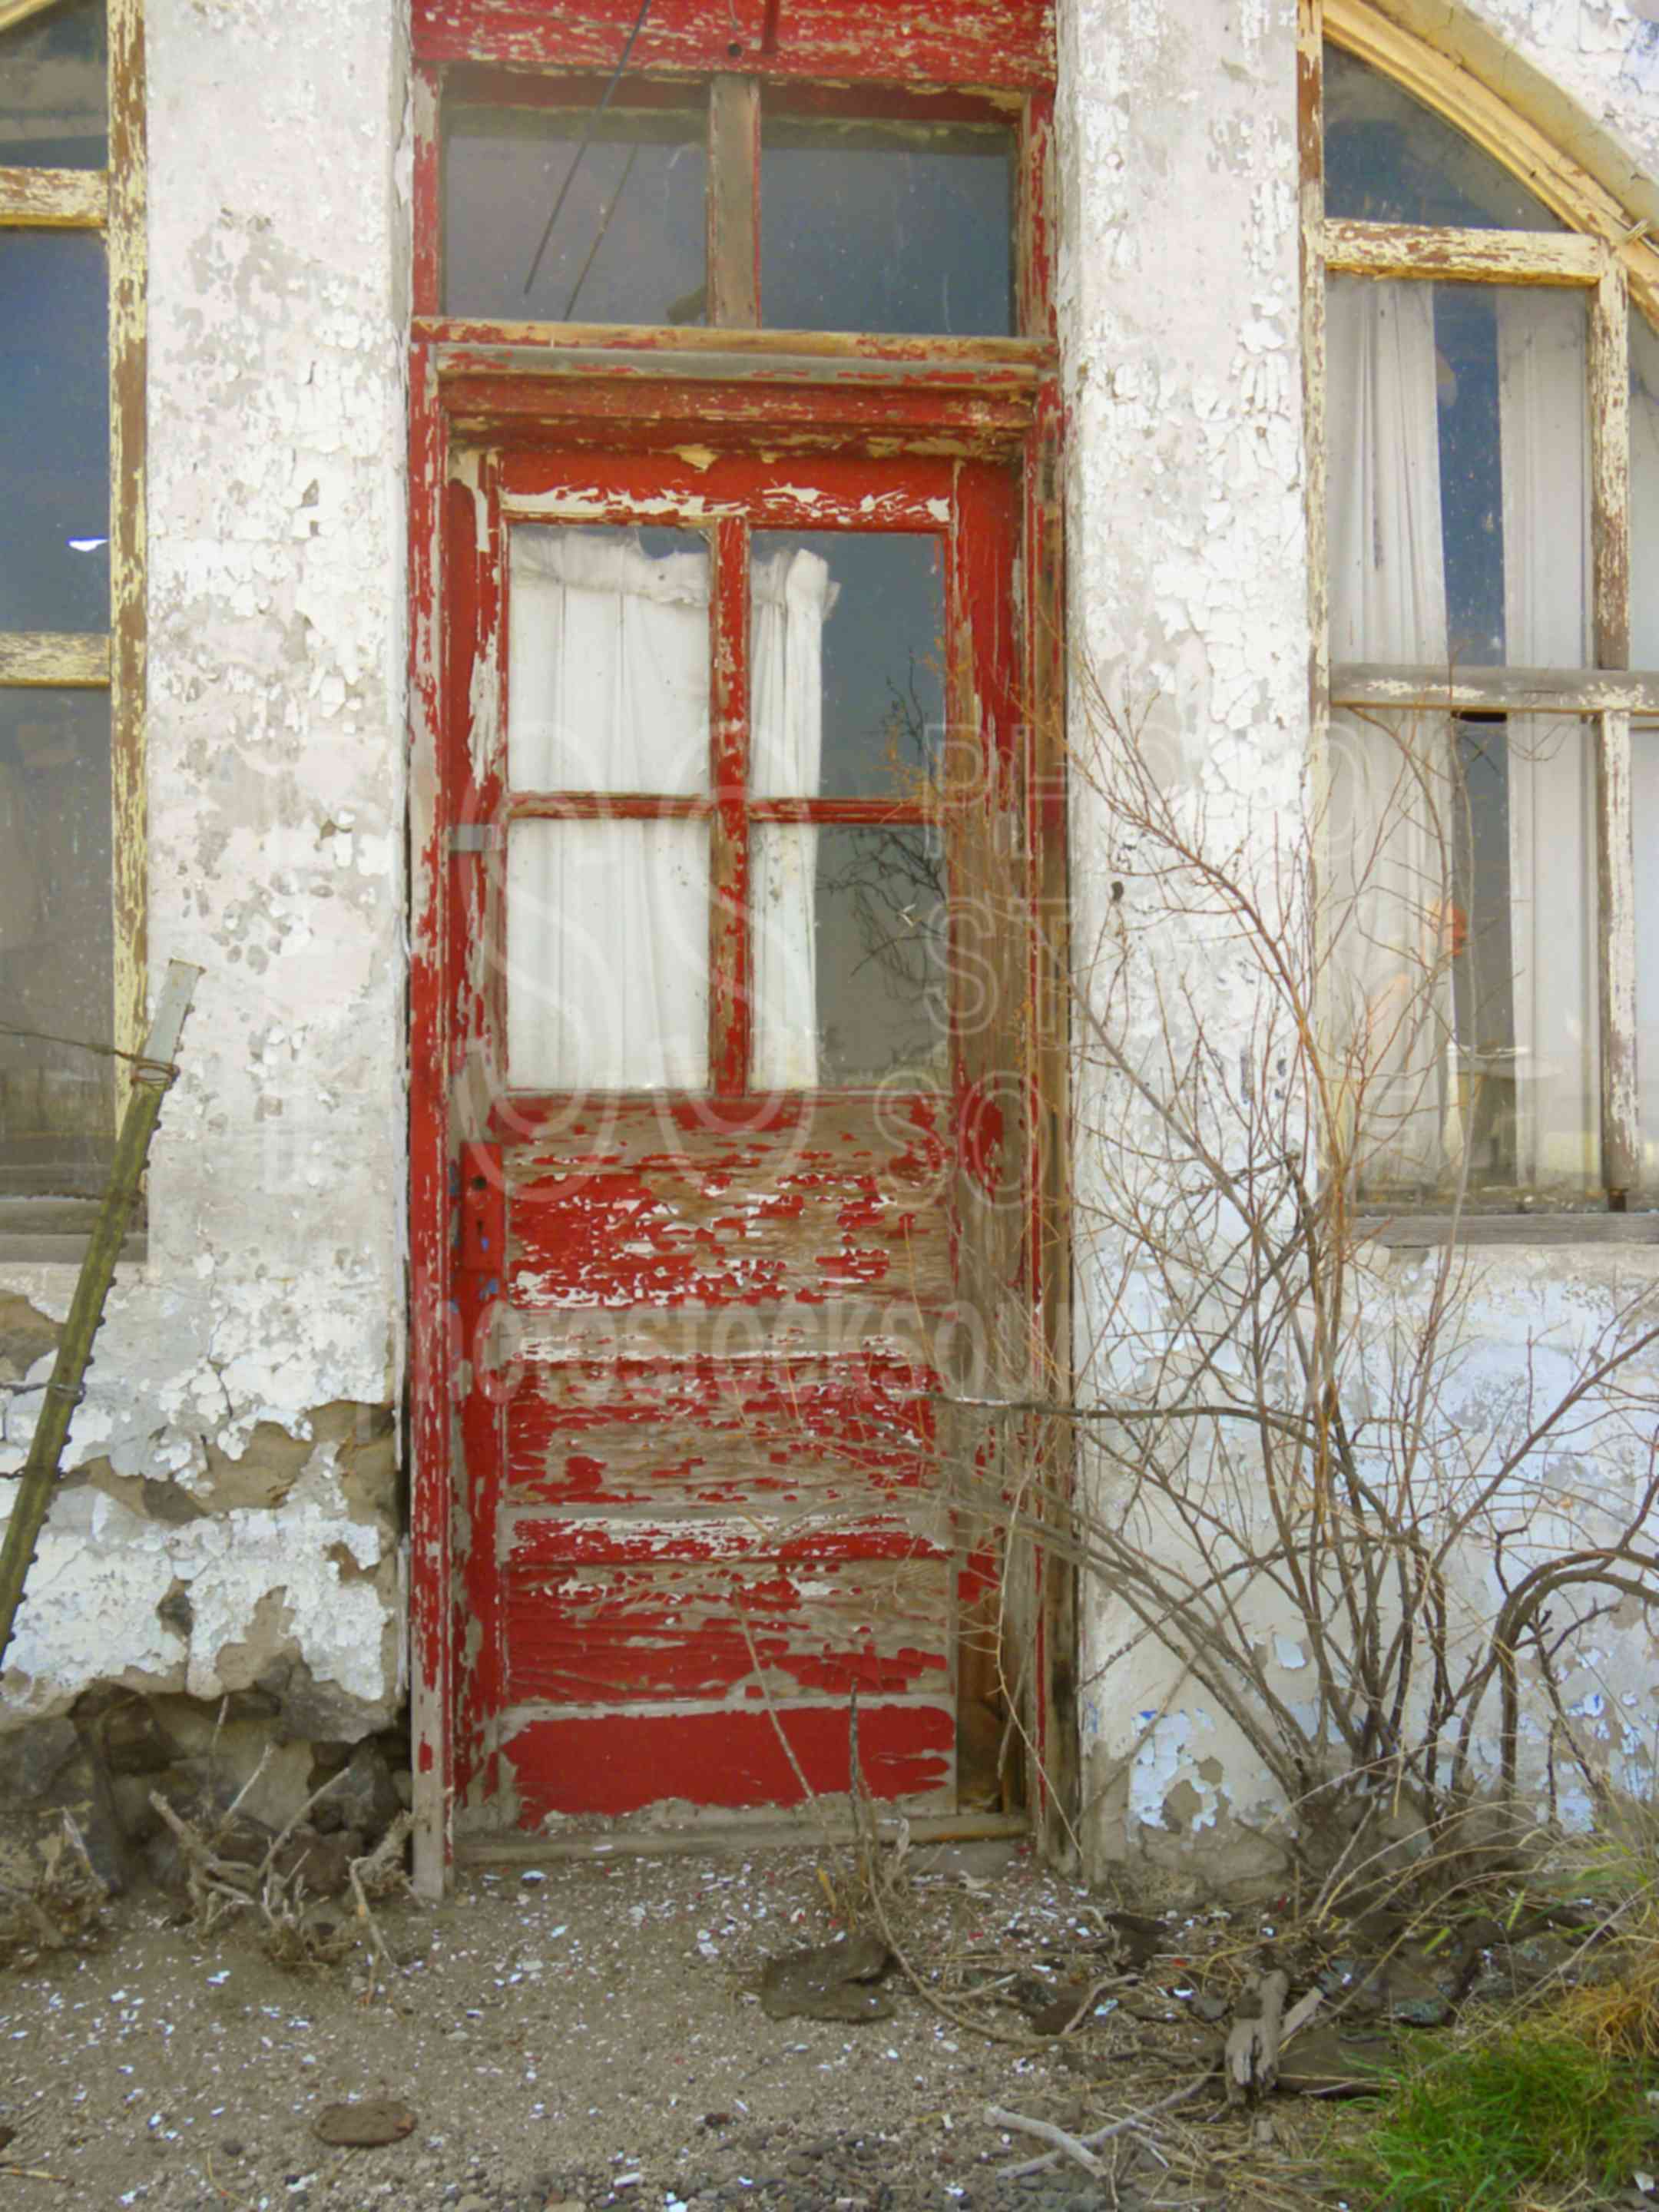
(456, 2196, 491, 2212)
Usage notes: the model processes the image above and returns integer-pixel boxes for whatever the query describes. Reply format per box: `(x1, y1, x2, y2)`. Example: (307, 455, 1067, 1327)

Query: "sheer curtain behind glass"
(1495, 290, 1598, 1187)
(506, 528, 710, 1088)
(750, 545, 836, 1090)
(505, 528, 834, 1092)
(1326, 278, 1457, 1185)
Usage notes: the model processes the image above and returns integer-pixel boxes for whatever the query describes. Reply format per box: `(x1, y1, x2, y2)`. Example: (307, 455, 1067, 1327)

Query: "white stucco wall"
(4, 0, 1655, 1866)
(1058, 0, 1659, 1879)
(1, 0, 410, 1740)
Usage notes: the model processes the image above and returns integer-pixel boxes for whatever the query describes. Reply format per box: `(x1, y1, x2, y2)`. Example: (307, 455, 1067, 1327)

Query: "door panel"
(446, 446, 1026, 1832)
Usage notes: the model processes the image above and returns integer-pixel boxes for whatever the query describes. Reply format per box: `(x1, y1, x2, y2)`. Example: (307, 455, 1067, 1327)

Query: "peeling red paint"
(407, 66, 1061, 1839)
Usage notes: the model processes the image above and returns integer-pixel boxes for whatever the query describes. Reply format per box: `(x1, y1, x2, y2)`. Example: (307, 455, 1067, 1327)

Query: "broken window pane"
(1634, 314, 1659, 673)
(508, 525, 710, 794)
(751, 824, 945, 1089)
(1326, 280, 1588, 671)
(0, 230, 110, 633)
(1326, 708, 1598, 1196)
(506, 819, 709, 1091)
(1323, 43, 1562, 231)
(760, 110, 1013, 336)
(0, 687, 114, 1196)
(751, 532, 945, 802)
(0, 0, 106, 171)
(444, 101, 707, 326)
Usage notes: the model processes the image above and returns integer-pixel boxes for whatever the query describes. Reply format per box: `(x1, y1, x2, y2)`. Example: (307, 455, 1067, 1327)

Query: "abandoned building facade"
(2, 0, 1658, 1896)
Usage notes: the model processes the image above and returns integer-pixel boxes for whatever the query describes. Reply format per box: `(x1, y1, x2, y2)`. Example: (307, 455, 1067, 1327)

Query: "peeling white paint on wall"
(2, 0, 1656, 1879)
(0, 0, 410, 1745)
(1058, 0, 1659, 1879)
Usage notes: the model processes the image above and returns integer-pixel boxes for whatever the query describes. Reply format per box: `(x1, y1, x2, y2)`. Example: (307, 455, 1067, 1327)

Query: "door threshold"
(457, 1810, 1028, 1867)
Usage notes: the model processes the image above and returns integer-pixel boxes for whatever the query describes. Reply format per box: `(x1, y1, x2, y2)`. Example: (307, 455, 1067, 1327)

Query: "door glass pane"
(752, 824, 945, 1088)
(508, 525, 710, 794)
(1327, 280, 1588, 670)
(760, 110, 1013, 336)
(445, 101, 706, 326)
(507, 819, 708, 1091)
(1634, 315, 1659, 673)
(751, 533, 945, 801)
(1327, 708, 1598, 1196)
(1323, 44, 1562, 231)
(0, 687, 113, 1195)
(0, 231, 109, 632)
(0, 0, 106, 170)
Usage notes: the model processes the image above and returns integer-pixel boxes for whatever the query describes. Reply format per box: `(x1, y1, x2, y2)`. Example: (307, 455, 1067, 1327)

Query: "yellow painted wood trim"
(0, 165, 106, 227)
(108, 0, 147, 1091)
(1325, 0, 1659, 329)
(1323, 218, 1601, 284)
(0, 634, 110, 685)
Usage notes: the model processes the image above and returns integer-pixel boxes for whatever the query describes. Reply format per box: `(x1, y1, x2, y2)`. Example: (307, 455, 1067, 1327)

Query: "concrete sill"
(0, 1199, 146, 1269)
(1358, 1212, 1659, 1249)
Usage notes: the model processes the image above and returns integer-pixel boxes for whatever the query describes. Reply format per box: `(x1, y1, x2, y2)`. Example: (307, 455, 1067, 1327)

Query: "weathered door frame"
(404, 4, 1071, 1896)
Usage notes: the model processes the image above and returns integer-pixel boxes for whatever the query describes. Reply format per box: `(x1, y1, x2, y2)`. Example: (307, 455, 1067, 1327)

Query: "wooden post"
(0, 960, 201, 1668)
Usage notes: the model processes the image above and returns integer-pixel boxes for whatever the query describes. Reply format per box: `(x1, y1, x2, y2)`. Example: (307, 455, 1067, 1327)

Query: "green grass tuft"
(1344, 2028, 1658, 2211)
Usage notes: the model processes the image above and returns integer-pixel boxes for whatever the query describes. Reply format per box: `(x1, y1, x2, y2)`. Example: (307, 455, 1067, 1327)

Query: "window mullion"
(1588, 256, 1638, 1204)
(1595, 705, 1640, 1201)
(0, 635, 111, 685)
(710, 515, 750, 1093)
(108, 0, 147, 1101)
(1590, 252, 1631, 672)
(706, 75, 759, 329)
(0, 166, 107, 224)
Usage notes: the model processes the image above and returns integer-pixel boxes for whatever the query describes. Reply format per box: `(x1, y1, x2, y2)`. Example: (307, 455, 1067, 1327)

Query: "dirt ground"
(0, 1839, 1336, 2212)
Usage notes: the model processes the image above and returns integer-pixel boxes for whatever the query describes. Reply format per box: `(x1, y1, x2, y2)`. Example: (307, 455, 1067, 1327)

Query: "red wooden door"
(444, 444, 1025, 1833)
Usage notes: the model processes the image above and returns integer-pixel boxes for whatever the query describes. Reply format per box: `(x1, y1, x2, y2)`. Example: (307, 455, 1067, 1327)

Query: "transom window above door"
(440, 71, 1017, 335)
(485, 464, 955, 1098)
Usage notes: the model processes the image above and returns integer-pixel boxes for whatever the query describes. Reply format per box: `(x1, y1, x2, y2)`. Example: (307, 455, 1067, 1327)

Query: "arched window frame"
(1301, 0, 1659, 1226)
(0, 0, 146, 1247)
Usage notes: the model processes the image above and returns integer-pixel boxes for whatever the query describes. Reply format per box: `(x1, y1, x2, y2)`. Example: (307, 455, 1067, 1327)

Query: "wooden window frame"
(1300, 0, 1659, 1235)
(0, 0, 147, 1253)
(405, 0, 1068, 1894)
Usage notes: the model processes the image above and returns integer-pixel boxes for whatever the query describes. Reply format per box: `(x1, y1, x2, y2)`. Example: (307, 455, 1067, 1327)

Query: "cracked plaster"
(1058, 0, 1659, 1877)
(0, 0, 409, 1741)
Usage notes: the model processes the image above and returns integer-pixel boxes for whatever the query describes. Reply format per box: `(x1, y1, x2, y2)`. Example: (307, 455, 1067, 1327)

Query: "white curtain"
(1326, 278, 1459, 1184)
(508, 527, 710, 795)
(1496, 289, 1598, 1188)
(504, 528, 835, 1093)
(506, 529, 710, 1088)
(750, 546, 836, 1091)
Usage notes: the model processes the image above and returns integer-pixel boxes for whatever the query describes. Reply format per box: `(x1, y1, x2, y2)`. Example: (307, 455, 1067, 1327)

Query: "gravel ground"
(0, 1841, 1326, 2212)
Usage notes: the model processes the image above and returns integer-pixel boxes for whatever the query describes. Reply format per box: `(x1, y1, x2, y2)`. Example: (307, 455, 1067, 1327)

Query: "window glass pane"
(0, 231, 109, 633)
(0, 0, 106, 170)
(0, 687, 113, 1195)
(1323, 44, 1562, 231)
(1326, 279, 1588, 670)
(1328, 708, 1598, 1197)
(760, 111, 1013, 336)
(752, 824, 945, 1088)
(1634, 315, 1659, 672)
(445, 102, 706, 325)
(506, 819, 708, 1090)
(508, 525, 710, 794)
(751, 532, 945, 802)
(1638, 725, 1659, 1188)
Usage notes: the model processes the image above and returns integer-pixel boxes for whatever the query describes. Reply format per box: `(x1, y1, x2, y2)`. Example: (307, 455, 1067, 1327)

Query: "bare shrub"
(949, 682, 1659, 1896)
